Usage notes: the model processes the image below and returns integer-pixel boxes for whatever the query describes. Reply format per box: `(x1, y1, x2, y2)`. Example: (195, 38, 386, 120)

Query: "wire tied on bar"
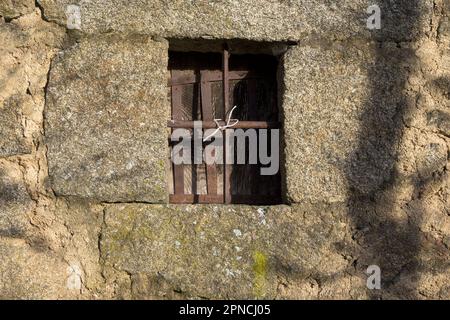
(203, 105, 239, 142)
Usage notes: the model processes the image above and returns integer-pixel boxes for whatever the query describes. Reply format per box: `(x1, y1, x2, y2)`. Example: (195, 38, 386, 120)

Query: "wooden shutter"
(168, 49, 281, 204)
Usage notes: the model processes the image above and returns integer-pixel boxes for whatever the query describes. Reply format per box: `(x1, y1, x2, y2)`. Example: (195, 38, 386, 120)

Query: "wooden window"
(167, 47, 281, 204)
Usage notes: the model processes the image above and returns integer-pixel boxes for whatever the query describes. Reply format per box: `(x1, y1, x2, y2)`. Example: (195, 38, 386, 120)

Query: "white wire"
(203, 105, 239, 142)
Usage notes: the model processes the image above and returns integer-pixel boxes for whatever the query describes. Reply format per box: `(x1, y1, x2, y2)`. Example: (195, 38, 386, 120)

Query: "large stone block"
(37, 0, 432, 42)
(45, 35, 169, 202)
(101, 204, 353, 299)
(282, 41, 416, 203)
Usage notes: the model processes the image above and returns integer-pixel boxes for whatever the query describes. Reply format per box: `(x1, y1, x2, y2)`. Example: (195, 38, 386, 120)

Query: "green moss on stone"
(252, 250, 267, 298)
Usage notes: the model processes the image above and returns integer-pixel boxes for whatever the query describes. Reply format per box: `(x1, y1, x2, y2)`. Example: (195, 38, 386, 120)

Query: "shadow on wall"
(345, 0, 449, 299)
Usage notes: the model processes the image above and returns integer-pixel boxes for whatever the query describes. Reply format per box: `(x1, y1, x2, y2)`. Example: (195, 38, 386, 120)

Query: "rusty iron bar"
(222, 44, 231, 204)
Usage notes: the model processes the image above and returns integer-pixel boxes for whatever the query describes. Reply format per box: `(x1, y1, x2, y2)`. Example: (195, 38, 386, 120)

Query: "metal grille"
(168, 48, 281, 204)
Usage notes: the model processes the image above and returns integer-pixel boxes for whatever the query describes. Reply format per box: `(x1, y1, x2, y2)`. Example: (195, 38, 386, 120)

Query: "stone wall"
(0, 0, 448, 299)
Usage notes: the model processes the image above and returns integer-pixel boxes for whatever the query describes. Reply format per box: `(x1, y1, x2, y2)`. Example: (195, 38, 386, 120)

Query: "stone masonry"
(0, 0, 449, 299)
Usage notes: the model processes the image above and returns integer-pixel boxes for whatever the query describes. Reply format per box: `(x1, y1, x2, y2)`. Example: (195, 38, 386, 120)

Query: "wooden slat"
(200, 72, 213, 119)
(168, 70, 265, 86)
(169, 50, 281, 204)
(200, 71, 218, 196)
(247, 79, 259, 196)
(169, 72, 200, 87)
(167, 120, 280, 129)
(169, 194, 224, 204)
(171, 82, 185, 195)
(170, 189, 281, 204)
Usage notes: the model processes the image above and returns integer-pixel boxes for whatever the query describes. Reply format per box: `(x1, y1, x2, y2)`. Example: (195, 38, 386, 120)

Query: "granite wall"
(0, 0, 448, 299)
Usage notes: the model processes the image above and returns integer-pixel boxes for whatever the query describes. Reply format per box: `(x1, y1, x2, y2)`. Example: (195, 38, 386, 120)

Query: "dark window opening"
(167, 45, 281, 204)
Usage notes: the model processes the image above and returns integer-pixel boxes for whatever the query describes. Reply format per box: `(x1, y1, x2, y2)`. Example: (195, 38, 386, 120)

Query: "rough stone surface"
(101, 203, 449, 299)
(0, 238, 69, 299)
(0, 0, 35, 19)
(0, 161, 33, 238)
(45, 35, 169, 202)
(282, 41, 416, 202)
(0, 197, 107, 299)
(0, 0, 448, 300)
(0, 9, 64, 157)
(0, 94, 31, 156)
(46, 198, 105, 296)
(101, 204, 359, 299)
(37, 0, 432, 42)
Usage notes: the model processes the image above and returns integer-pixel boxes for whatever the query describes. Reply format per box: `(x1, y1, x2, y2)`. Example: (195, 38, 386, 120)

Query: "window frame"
(167, 46, 281, 204)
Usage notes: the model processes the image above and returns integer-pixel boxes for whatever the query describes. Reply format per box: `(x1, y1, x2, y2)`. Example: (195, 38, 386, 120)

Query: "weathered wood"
(167, 120, 280, 129)
(168, 50, 281, 204)
(169, 194, 224, 204)
(171, 80, 185, 195)
(245, 78, 257, 197)
(168, 70, 265, 86)
(201, 71, 218, 196)
(171, 193, 282, 204)
(223, 46, 232, 204)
